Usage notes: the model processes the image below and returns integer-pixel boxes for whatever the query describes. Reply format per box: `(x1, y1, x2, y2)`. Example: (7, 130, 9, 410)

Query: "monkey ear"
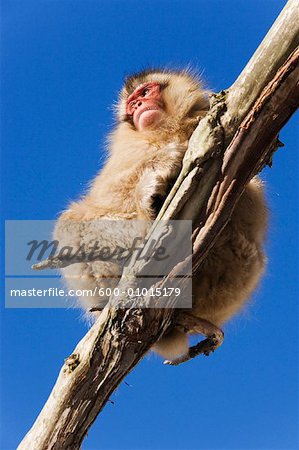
(187, 103, 203, 117)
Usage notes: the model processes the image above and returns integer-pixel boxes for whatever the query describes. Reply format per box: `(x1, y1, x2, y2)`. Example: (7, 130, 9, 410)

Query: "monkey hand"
(135, 169, 171, 220)
(136, 143, 187, 220)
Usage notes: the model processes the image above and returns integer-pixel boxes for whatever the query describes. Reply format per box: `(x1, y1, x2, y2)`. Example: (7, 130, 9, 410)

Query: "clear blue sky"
(1, 1, 298, 449)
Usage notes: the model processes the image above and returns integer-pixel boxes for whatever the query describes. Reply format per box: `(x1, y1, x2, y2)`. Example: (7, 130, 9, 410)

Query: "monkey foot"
(164, 313, 224, 366)
(163, 333, 223, 366)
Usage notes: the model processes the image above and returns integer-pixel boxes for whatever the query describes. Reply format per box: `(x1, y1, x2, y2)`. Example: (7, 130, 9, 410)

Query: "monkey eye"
(142, 87, 150, 96)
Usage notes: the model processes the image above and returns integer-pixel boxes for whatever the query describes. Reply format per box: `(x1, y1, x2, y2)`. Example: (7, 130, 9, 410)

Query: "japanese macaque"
(54, 68, 267, 365)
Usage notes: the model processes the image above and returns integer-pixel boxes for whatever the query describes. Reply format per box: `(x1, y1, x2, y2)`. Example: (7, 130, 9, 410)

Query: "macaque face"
(126, 82, 164, 131)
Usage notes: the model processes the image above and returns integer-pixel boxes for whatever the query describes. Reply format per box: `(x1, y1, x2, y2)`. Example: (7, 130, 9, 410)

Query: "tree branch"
(18, 1, 299, 448)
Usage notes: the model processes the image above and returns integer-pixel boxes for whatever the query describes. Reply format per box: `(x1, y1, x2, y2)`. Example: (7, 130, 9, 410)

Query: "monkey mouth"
(134, 106, 161, 124)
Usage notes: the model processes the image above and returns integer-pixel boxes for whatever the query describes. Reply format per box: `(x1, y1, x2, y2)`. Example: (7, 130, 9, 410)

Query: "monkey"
(54, 68, 267, 365)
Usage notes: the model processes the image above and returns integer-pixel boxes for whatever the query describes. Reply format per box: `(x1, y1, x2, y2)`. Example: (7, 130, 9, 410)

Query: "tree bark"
(18, 1, 299, 448)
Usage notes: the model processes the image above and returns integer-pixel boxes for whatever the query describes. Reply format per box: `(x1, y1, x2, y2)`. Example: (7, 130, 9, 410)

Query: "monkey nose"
(136, 100, 143, 108)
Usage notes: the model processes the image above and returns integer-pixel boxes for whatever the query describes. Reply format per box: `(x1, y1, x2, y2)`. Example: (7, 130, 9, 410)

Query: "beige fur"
(54, 69, 267, 360)
(154, 177, 267, 358)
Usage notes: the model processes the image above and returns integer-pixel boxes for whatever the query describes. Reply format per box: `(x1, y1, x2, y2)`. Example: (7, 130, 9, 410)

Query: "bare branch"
(192, 46, 299, 272)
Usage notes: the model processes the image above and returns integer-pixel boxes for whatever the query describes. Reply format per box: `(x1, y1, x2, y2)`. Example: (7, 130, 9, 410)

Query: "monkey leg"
(164, 312, 224, 366)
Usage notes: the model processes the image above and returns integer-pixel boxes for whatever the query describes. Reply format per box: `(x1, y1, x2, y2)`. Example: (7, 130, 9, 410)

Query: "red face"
(126, 82, 164, 130)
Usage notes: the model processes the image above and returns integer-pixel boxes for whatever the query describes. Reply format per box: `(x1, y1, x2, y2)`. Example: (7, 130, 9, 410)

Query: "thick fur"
(54, 69, 267, 359)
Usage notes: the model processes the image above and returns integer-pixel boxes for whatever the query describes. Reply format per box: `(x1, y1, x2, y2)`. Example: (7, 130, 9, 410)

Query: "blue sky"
(1, 1, 298, 449)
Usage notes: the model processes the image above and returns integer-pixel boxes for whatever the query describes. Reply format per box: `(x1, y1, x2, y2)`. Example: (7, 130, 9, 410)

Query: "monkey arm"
(135, 142, 188, 219)
(53, 208, 148, 256)
(135, 169, 171, 220)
